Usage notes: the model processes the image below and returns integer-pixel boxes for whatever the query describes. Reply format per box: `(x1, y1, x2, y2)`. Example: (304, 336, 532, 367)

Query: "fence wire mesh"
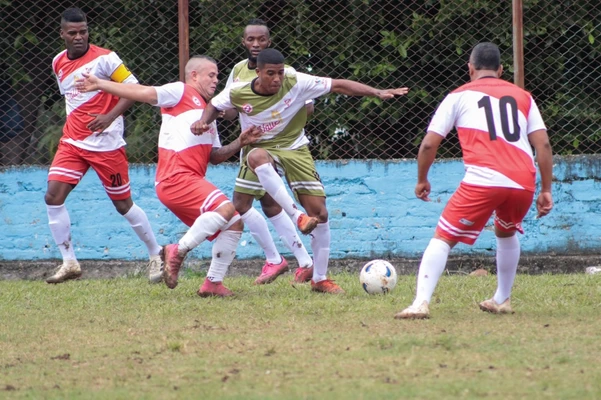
(1, 0, 600, 166)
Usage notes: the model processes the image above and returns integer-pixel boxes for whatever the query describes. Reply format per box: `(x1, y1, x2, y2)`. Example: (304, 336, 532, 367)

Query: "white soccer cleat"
(479, 298, 514, 314)
(148, 255, 164, 284)
(46, 260, 82, 284)
(394, 300, 430, 319)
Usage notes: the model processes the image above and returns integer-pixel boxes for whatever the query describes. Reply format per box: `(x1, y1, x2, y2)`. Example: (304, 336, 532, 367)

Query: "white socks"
(413, 238, 451, 307)
(493, 235, 520, 304)
(270, 210, 313, 268)
(207, 230, 241, 282)
(254, 164, 301, 221)
(123, 203, 161, 257)
(179, 211, 228, 255)
(310, 222, 330, 282)
(47, 204, 76, 261)
(241, 208, 281, 264)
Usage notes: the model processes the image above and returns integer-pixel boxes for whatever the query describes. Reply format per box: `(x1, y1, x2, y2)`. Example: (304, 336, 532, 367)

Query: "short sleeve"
(224, 68, 235, 88)
(210, 86, 234, 111)
(426, 93, 458, 138)
(526, 97, 547, 134)
(295, 72, 332, 100)
(103, 52, 138, 84)
(154, 82, 185, 108)
(212, 129, 222, 148)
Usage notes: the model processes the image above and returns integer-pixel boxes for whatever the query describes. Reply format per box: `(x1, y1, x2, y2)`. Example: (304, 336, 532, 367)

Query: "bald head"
(184, 55, 219, 101)
(185, 55, 217, 80)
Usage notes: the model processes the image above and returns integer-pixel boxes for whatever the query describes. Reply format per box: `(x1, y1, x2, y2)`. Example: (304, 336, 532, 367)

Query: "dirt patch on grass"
(1, 254, 598, 280)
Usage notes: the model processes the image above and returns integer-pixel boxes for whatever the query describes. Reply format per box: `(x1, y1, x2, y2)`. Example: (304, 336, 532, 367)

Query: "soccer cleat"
(148, 255, 164, 284)
(310, 278, 344, 294)
(46, 260, 82, 284)
(479, 298, 514, 314)
(394, 301, 430, 320)
(197, 278, 234, 297)
(254, 257, 289, 285)
(296, 213, 319, 235)
(293, 266, 313, 283)
(161, 244, 185, 289)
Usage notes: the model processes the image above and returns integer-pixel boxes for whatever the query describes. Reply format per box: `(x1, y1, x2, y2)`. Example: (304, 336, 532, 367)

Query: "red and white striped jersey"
(52, 44, 138, 152)
(154, 82, 220, 184)
(427, 77, 546, 192)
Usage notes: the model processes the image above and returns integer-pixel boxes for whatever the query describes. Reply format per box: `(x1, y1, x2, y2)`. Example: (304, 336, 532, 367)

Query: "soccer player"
(191, 48, 409, 294)
(45, 8, 163, 284)
(225, 18, 315, 285)
(395, 42, 553, 319)
(77, 56, 263, 297)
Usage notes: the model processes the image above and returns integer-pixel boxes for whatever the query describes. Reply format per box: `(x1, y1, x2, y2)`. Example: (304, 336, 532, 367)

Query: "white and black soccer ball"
(360, 259, 398, 294)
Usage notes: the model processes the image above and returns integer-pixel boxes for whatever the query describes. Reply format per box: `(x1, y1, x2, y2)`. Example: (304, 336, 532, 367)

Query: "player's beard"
(246, 49, 257, 64)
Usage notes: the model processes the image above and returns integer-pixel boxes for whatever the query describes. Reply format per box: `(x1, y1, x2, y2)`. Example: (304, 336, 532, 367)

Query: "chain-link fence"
(1, 0, 600, 166)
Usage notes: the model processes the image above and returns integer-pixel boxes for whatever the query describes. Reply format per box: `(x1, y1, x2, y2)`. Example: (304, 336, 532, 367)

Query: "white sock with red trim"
(179, 212, 228, 254)
(270, 209, 313, 268)
(254, 164, 301, 221)
(207, 230, 241, 282)
(123, 203, 161, 257)
(47, 204, 77, 262)
(493, 235, 520, 304)
(310, 222, 330, 282)
(413, 238, 450, 306)
(241, 208, 281, 264)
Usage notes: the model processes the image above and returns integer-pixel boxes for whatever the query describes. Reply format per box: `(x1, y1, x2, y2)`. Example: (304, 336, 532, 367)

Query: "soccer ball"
(360, 259, 398, 294)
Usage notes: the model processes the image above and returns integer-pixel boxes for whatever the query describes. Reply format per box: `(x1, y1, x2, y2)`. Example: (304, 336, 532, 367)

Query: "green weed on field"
(1, 273, 600, 399)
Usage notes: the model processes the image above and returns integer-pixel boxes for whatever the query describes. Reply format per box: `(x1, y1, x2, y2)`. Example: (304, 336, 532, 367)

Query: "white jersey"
(52, 44, 138, 151)
(154, 82, 220, 184)
(427, 77, 546, 192)
(211, 68, 331, 150)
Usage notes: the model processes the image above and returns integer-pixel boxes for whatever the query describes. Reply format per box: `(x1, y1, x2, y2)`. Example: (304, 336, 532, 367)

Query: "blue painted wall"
(1, 155, 598, 261)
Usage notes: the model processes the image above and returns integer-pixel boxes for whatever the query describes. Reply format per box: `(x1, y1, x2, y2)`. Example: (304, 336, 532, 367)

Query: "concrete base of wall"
(2, 254, 598, 281)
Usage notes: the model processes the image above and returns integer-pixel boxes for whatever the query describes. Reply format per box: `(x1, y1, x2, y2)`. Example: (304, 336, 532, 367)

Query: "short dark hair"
(61, 8, 87, 24)
(244, 18, 269, 37)
(257, 48, 284, 67)
(470, 42, 501, 71)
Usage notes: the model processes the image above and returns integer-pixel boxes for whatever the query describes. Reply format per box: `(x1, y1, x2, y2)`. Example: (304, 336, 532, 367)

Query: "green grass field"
(1, 272, 601, 399)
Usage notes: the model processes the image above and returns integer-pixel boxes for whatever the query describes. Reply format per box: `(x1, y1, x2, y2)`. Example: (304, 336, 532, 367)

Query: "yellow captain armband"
(110, 64, 133, 83)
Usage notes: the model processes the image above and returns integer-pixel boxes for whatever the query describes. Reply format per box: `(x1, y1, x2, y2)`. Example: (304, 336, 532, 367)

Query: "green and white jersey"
(225, 59, 259, 88)
(212, 68, 331, 150)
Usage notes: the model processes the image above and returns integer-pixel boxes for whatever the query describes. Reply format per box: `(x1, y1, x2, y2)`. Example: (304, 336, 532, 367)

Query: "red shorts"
(436, 183, 534, 245)
(156, 173, 235, 241)
(48, 142, 131, 200)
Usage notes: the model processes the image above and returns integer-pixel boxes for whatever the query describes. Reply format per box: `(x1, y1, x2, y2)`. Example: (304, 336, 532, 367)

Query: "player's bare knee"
(215, 202, 236, 221)
(233, 192, 254, 214)
(113, 199, 133, 215)
(246, 148, 273, 171)
(260, 196, 282, 218)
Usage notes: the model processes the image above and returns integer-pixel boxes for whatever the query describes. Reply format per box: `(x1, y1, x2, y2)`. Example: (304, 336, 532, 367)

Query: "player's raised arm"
(77, 73, 159, 105)
(330, 79, 409, 100)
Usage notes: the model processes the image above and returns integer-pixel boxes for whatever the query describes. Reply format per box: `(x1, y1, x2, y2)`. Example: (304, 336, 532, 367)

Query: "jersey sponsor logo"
(58, 69, 64, 80)
(459, 218, 474, 226)
(260, 120, 281, 133)
(284, 98, 292, 109)
(192, 96, 201, 107)
(242, 103, 253, 113)
(314, 78, 325, 86)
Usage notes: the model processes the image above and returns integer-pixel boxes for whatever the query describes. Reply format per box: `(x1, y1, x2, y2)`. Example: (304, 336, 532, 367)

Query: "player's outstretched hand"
(377, 87, 410, 100)
(190, 121, 212, 136)
(415, 180, 431, 202)
(239, 126, 263, 146)
(76, 73, 100, 93)
(536, 191, 553, 218)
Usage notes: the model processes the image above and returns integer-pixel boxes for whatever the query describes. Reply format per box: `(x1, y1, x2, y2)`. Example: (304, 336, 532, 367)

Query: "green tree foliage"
(1, 0, 600, 164)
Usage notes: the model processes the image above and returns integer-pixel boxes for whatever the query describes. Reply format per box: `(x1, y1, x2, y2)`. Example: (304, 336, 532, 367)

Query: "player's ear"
(497, 65, 503, 77)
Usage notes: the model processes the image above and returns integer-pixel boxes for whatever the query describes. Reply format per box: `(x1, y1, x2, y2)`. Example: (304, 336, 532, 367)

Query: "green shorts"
(234, 145, 325, 199)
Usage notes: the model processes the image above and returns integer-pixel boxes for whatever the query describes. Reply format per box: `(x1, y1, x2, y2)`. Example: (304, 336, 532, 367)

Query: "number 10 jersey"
(427, 77, 546, 192)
